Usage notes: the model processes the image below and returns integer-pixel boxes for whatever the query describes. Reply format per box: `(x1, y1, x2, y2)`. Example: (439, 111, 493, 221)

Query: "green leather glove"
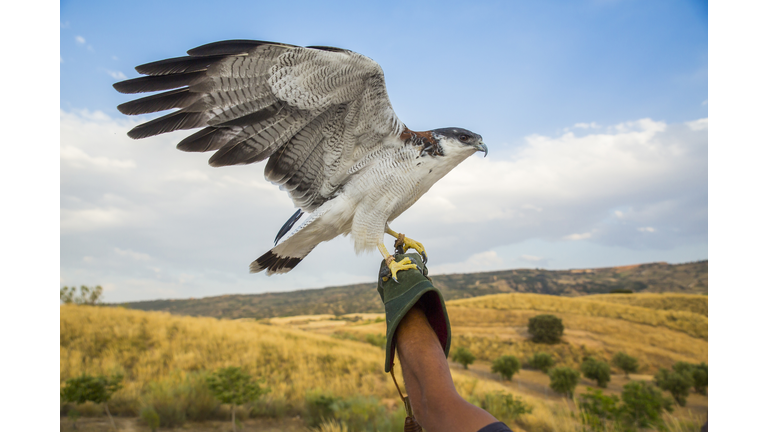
(377, 253, 451, 373)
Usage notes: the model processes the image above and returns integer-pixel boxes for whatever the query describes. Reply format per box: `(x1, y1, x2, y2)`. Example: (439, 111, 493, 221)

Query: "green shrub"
(451, 347, 476, 369)
(548, 367, 581, 399)
(306, 390, 340, 427)
(611, 352, 639, 377)
(491, 355, 521, 380)
(330, 396, 386, 432)
(364, 333, 386, 349)
(619, 381, 673, 430)
(67, 409, 81, 430)
(140, 406, 160, 432)
(528, 314, 564, 343)
(672, 361, 708, 395)
(60, 373, 123, 430)
(578, 387, 619, 431)
(529, 352, 555, 373)
(207, 366, 270, 431)
(654, 368, 693, 406)
(473, 392, 532, 424)
(581, 357, 611, 388)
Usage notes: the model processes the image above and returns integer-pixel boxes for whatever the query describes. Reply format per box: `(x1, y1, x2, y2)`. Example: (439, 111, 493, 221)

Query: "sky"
(59, 0, 709, 303)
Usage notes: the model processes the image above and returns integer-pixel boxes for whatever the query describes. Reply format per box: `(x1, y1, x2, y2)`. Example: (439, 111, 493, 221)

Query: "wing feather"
(114, 39, 404, 211)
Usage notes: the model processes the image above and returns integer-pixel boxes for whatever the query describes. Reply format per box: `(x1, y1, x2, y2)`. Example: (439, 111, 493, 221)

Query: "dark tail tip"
(250, 250, 303, 275)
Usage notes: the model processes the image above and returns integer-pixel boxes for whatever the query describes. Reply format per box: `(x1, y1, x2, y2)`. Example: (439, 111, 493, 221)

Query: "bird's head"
(432, 128, 487, 157)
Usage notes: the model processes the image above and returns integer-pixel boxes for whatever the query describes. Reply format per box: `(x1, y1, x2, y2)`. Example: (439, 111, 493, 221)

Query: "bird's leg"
(385, 225, 428, 264)
(378, 243, 419, 283)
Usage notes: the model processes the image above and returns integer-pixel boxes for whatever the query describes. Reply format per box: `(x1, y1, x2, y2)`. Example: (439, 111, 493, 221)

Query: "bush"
(364, 333, 386, 349)
(673, 362, 708, 395)
(207, 367, 270, 431)
(581, 357, 611, 388)
(620, 381, 673, 430)
(529, 352, 555, 373)
(654, 368, 693, 406)
(611, 352, 639, 377)
(304, 391, 402, 432)
(528, 314, 564, 343)
(474, 392, 532, 424)
(140, 406, 160, 432)
(60, 373, 123, 430)
(491, 356, 521, 380)
(548, 367, 581, 399)
(578, 382, 673, 431)
(451, 347, 476, 369)
(578, 388, 620, 431)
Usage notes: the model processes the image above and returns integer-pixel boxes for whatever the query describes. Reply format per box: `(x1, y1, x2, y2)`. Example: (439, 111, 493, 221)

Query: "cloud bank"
(61, 110, 707, 302)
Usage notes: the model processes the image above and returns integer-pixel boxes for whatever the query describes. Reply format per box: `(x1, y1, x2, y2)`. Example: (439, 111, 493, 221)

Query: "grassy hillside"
(61, 297, 706, 431)
(120, 260, 707, 319)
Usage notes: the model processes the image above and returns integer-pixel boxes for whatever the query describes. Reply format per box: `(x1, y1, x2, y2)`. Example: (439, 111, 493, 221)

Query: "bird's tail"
(250, 210, 330, 275)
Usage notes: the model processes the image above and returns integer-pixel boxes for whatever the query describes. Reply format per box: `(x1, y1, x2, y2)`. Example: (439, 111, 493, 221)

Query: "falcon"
(114, 40, 487, 281)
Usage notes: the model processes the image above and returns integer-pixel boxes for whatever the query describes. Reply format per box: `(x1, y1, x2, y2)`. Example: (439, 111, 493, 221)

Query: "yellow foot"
(382, 255, 419, 283)
(394, 233, 428, 264)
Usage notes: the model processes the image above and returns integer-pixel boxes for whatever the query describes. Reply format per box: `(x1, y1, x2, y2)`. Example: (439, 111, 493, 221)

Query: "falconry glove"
(377, 253, 451, 373)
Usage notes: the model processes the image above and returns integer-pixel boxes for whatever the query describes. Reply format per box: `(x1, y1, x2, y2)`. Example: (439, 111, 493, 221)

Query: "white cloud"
(61, 145, 136, 170)
(429, 250, 505, 274)
(114, 247, 151, 261)
(563, 232, 592, 241)
(686, 118, 708, 131)
(637, 227, 656, 233)
(574, 122, 599, 129)
(520, 254, 544, 262)
(106, 70, 127, 80)
(75, 35, 85, 44)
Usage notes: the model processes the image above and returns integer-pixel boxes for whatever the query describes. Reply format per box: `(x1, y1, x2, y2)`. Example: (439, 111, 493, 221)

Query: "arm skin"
(395, 305, 498, 432)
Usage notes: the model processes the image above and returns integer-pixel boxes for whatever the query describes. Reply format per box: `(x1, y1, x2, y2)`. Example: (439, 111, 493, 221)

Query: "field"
(60, 291, 707, 431)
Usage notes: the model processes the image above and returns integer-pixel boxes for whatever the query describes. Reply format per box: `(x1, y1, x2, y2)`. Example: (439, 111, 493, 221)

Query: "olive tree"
(548, 367, 581, 399)
(528, 314, 564, 343)
(611, 352, 639, 377)
(491, 355, 521, 380)
(451, 347, 476, 370)
(60, 373, 123, 431)
(581, 357, 611, 388)
(529, 352, 555, 373)
(206, 367, 269, 432)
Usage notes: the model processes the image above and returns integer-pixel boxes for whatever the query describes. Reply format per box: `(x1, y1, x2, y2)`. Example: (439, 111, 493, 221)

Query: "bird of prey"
(114, 40, 487, 281)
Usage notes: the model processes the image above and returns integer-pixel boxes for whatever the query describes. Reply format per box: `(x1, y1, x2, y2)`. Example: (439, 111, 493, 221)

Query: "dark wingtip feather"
(117, 88, 196, 115)
(306, 46, 349, 53)
(177, 127, 232, 152)
(113, 71, 206, 94)
(187, 40, 297, 57)
(127, 110, 209, 140)
(135, 55, 226, 76)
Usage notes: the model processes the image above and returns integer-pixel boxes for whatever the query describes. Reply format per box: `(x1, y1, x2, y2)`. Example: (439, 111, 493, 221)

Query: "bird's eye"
(459, 134, 470, 142)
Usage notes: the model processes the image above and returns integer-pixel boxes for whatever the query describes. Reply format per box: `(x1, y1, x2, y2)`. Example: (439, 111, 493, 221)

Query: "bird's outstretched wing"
(114, 40, 405, 212)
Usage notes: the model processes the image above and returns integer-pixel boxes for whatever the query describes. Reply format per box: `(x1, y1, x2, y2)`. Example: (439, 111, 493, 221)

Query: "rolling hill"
(119, 260, 707, 320)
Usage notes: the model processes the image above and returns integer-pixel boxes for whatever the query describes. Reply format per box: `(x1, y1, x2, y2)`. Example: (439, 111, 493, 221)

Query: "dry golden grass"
(60, 305, 398, 415)
(448, 293, 708, 340)
(587, 293, 708, 317)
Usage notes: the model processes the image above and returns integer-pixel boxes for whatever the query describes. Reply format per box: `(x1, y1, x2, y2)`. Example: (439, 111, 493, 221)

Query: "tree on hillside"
(529, 352, 555, 373)
(60, 373, 123, 431)
(491, 355, 521, 380)
(206, 367, 270, 432)
(672, 361, 708, 395)
(548, 367, 581, 399)
(611, 351, 639, 377)
(654, 368, 693, 406)
(60, 285, 104, 305)
(620, 381, 673, 430)
(451, 347, 476, 369)
(528, 314, 564, 344)
(581, 357, 611, 388)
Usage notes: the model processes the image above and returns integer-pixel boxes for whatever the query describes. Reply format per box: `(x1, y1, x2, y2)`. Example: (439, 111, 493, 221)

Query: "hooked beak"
(474, 142, 488, 157)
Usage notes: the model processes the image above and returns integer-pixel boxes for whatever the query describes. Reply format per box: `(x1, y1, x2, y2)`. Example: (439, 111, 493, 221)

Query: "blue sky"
(59, 0, 709, 302)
